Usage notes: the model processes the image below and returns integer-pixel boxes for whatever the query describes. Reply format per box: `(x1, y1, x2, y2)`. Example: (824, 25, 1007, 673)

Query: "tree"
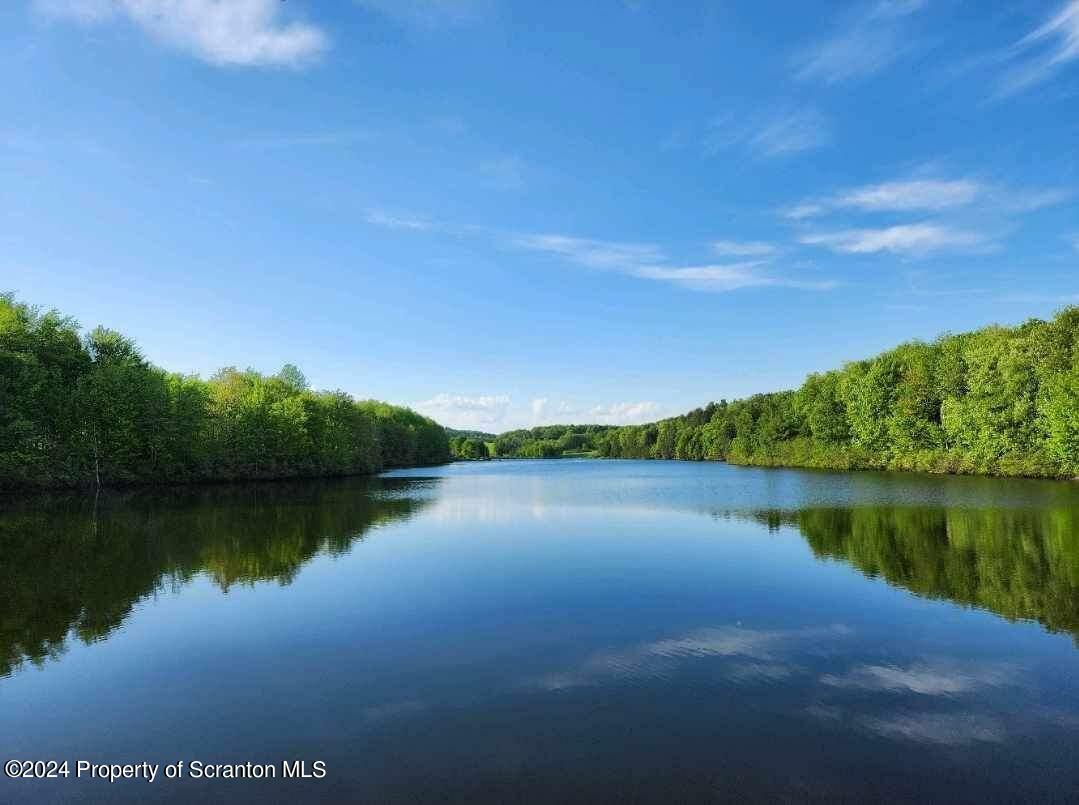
(277, 363, 309, 391)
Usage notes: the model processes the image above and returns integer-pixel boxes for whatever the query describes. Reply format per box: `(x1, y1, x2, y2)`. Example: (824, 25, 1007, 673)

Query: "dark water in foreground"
(3, 460, 1079, 803)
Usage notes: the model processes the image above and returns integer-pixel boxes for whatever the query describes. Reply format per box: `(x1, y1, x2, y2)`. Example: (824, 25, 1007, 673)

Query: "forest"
(592, 307, 1079, 479)
(6, 293, 1077, 485)
(0, 294, 449, 489)
(447, 428, 495, 460)
(492, 424, 616, 458)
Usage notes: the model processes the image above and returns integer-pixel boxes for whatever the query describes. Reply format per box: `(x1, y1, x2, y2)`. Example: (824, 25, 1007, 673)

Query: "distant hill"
(446, 428, 498, 441)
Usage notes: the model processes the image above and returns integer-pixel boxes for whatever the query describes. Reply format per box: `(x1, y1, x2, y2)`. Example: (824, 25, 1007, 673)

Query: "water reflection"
(536, 624, 852, 691)
(749, 506, 1079, 642)
(3, 463, 1079, 802)
(0, 477, 436, 677)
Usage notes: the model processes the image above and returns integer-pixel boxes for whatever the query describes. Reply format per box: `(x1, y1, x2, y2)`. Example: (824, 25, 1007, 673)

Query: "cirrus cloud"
(998, 1, 1079, 96)
(795, 0, 927, 85)
(799, 223, 987, 256)
(35, 0, 328, 67)
(515, 234, 835, 292)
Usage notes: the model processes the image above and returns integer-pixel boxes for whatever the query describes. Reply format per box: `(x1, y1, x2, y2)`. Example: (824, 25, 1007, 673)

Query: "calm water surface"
(3, 460, 1079, 803)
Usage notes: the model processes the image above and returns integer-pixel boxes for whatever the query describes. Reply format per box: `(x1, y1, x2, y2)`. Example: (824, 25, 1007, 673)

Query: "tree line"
(0, 294, 450, 488)
(592, 307, 1079, 479)
(492, 424, 615, 458)
(447, 429, 495, 460)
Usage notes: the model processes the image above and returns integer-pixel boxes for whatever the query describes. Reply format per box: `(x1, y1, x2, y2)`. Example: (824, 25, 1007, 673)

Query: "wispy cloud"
(530, 398, 579, 422)
(712, 240, 778, 257)
(513, 234, 665, 270)
(366, 212, 832, 293)
(783, 172, 1069, 261)
(785, 171, 1072, 220)
(534, 624, 851, 691)
(860, 713, 1005, 745)
(1002, 187, 1074, 213)
(821, 662, 1014, 696)
(516, 234, 835, 292)
(588, 401, 661, 424)
(787, 178, 983, 219)
(706, 107, 832, 159)
(997, 1, 1079, 96)
(751, 108, 832, 157)
(36, 0, 328, 67)
(414, 393, 511, 429)
(634, 264, 836, 292)
(782, 202, 828, 221)
(412, 394, 666, 430)
(800, 223, 987, 256)
(836, 178, 982, 212)
(525, 398, 662, 426)
(365, 209, 433, 231)
(795, 0, 927, 84)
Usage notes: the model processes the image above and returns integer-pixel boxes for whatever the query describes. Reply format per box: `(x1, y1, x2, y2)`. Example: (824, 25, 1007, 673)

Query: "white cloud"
(633, 264, 835, 292)
(750, 108, 832, 157)
(998, 1, 1079, 96)
(712, 240, 777, 257)
(836, 179, 982, 212)
(365, 209, 433, 231)
(413, 393, 511, 429)
(412, 394, 667, 430)
(530, 398, 579, 423)
(36, 0, 328, 67)
(529, 398, 549, 419)
(367, 215, 834, 293)
(795, 0, 926, 84)
(787, 178, 983, 219)
(800, 223, 986, 256)
(513, 234, 666, 270)
(706, 107, 831, 159)
(821, 663, 1013, 696)
(781, 202, 828, 221)
(516, 233, 834, 292)
(588, 401, 661, 424)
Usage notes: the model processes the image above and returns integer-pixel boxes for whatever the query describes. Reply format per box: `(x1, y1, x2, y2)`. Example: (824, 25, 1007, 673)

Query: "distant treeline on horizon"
(5, 294, 1078, 486)
(1, 293, 449, 489)
(475, 307, 1079, 479)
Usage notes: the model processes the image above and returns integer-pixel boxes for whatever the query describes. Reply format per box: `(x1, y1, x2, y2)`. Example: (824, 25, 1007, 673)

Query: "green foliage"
(493, 424, 615, 459)
(449, 435, 490, 460)
(0, 478, 433, 675)
(0, 294, 450, 488)
(784, 505, 1079, 641)
(598, 307, 1079, 479)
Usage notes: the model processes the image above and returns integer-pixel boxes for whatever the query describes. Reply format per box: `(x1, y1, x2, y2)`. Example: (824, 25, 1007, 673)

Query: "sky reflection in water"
(3, 460, 1079, 803)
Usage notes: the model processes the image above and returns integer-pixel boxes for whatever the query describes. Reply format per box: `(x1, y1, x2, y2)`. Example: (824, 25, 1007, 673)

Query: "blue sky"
(3, 0, 1078, 431)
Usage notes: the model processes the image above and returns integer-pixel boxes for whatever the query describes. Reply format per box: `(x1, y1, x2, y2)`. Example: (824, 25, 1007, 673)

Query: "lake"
(3, 459, 1079, 803)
